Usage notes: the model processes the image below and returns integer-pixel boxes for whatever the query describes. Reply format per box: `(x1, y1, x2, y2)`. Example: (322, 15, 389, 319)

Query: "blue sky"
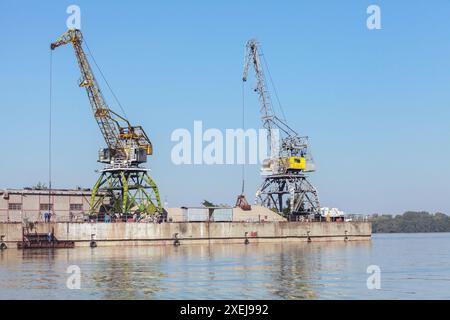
(1, 0, 449, 214)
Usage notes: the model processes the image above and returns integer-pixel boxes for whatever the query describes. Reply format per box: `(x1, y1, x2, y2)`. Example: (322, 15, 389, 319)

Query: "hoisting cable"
(260, 48, 287, 122)
(240, 42, 247, 196)
(48, 49, 53, 221)
(241, 79, 245, 195)
(83, 37, 128, 119)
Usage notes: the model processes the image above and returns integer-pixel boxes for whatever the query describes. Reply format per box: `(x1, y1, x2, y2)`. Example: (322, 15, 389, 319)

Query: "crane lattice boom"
(50, 29, 152, 164)
(242, 39, 313, 174)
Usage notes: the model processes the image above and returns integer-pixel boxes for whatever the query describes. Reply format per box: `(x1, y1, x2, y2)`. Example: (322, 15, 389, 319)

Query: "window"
(70, 204, 83, 211)
(40, 204, 53, 211)
(8, 203, 22, 211)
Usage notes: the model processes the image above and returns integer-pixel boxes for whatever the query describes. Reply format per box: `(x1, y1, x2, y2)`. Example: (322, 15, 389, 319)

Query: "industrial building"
(0, 188, 100, 222)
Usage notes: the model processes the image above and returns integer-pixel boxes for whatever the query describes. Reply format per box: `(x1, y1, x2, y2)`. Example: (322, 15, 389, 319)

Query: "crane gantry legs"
(256, 174, 320, 220)
(90, 167, 161, 216)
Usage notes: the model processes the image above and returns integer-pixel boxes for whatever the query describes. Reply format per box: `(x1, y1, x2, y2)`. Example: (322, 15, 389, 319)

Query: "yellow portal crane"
(242, 39, 320, 218)
(51, 29, 162, 216)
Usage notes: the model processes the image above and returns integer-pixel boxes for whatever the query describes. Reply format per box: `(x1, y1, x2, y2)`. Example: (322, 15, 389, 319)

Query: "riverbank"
(371, 211, 450, 233)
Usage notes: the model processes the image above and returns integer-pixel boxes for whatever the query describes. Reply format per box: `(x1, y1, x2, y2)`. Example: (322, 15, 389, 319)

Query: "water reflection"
(1, 235, 449, 299)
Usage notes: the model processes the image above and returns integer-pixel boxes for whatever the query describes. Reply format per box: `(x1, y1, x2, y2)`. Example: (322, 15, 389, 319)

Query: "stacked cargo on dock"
(211, 208, 233, 222)
(181, 207, 234, 222)
(182, 207, 209, 222)
(169, 205, 285, 222)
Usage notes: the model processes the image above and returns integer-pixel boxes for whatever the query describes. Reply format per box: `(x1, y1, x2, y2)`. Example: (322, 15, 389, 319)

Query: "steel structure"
(51, 29, 162, 216)
(243, 39, 320, 218)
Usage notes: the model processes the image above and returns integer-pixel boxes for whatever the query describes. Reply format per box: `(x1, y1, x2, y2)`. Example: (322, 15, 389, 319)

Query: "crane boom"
(243, 39, 312, 173)
(243, 39, 276, 137)
(50, 29, 152, 163)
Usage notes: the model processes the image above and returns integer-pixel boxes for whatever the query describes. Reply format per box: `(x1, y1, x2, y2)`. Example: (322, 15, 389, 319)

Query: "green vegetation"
(202, 200, 217, 208)
(33, 182, 48, 190)
(372, 211, 450, 233)
(202, 200, 229, 208)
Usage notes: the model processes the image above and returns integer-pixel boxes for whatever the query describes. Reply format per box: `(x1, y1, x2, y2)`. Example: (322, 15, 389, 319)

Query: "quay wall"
(0, 221, 371, 247)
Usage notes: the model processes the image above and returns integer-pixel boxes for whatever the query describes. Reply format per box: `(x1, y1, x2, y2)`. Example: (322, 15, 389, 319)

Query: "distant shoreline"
(373, 231, 450, 234)
(371, 211, 450, 233)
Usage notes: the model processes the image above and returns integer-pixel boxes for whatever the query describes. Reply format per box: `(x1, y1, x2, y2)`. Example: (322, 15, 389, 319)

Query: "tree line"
(371, 211, 450, 233)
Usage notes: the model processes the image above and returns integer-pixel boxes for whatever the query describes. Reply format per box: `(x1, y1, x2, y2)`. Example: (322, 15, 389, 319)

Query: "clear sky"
(1, 0, 449, 214)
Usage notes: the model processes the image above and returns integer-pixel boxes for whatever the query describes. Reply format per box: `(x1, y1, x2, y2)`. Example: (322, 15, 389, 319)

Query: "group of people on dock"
(43, 211, 52, 223)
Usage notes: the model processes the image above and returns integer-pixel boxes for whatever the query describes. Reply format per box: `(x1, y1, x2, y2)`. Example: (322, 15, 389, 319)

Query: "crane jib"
(242, 39, 315, 173)
(50, 29, 153, 164)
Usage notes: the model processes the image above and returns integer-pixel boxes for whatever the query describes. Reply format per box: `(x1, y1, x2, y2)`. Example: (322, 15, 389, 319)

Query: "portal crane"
(242, 39, 320, 218)
(51, 29, 162, 216)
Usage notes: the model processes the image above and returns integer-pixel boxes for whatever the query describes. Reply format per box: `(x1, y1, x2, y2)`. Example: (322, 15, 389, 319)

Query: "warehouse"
(0, 188, 103, 222)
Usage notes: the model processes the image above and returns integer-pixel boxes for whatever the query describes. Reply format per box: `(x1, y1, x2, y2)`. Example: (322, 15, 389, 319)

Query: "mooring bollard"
(0, 235, 7, 250)
(244, 232, 249, 245)
(307, 231, 312, 243)
(90, 233, 97, 248)
(344, 230, 349, 242)
(173, 233, 180, 246)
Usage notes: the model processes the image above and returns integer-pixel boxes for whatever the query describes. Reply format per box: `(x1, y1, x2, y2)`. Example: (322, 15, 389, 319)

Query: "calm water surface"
(1, 233, 449, 299)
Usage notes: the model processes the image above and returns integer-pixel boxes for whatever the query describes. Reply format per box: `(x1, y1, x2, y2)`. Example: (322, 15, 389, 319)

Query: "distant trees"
(201, 200, 229, 208)
(33, 182, 48, 190)
(372, 211, 450, 233)
(202, 200, 216, 207)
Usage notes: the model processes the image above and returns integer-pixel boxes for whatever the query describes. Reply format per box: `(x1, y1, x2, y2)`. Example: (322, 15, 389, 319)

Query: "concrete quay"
(0, 221, 371, 247)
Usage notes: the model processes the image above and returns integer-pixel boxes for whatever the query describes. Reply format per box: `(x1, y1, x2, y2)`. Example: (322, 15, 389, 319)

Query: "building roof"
(0, 188, 105, 196)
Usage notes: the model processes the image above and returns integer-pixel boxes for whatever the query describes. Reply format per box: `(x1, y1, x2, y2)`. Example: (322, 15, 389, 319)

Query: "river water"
(1, 233, 449, 300)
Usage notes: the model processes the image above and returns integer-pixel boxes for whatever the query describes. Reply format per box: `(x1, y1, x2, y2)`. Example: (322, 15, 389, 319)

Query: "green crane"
(51, 29, 162, 217)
